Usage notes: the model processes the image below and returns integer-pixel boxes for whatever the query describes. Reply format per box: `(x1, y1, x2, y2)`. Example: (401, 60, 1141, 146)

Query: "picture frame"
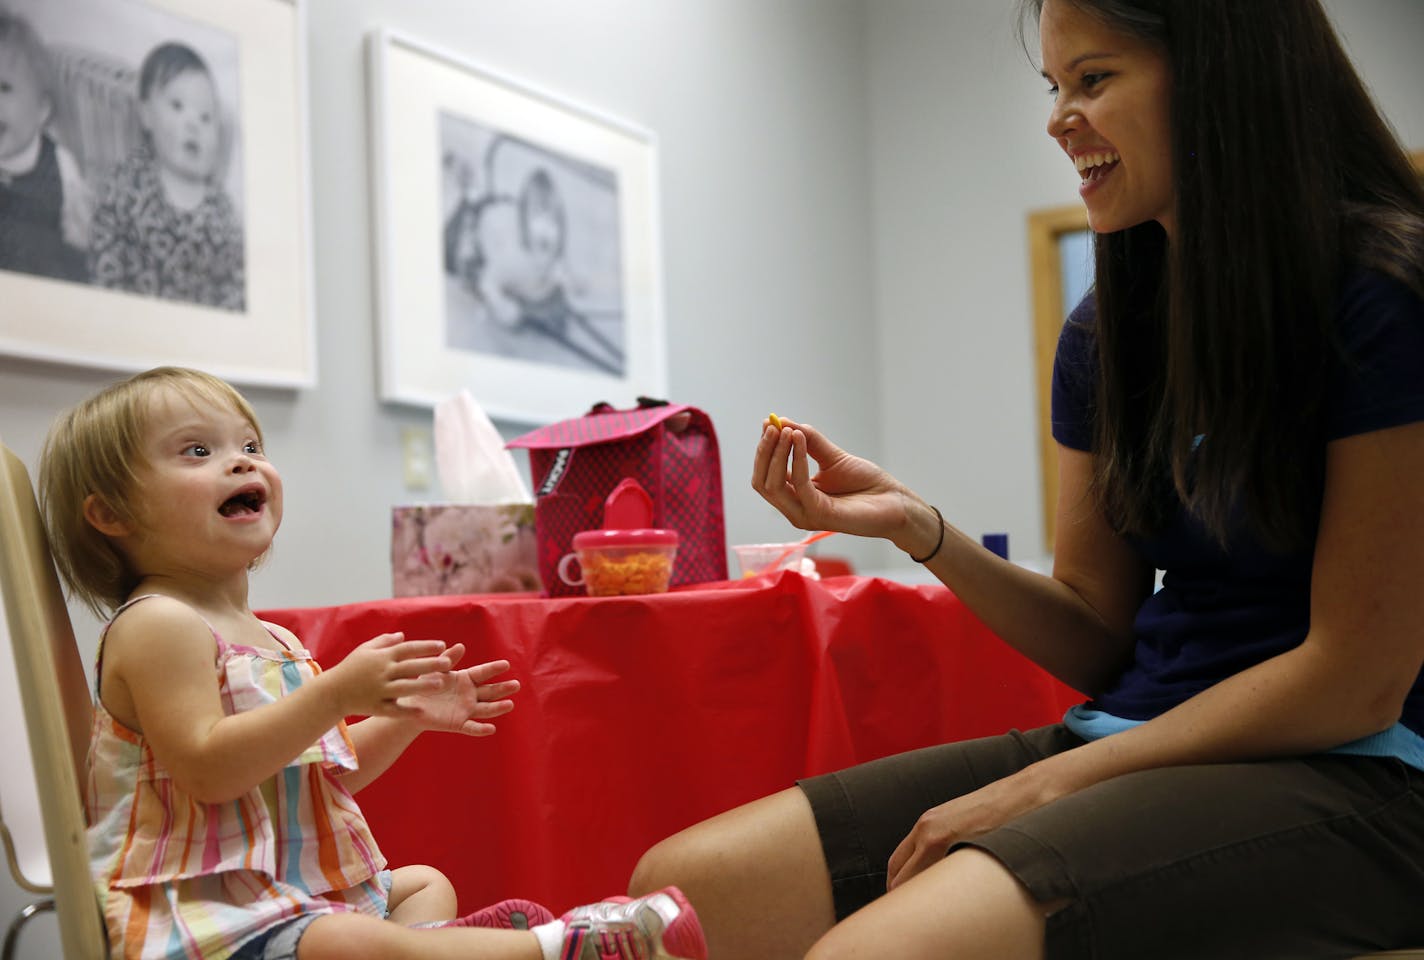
(367, 29, 667, 422)
(0, 0, 316, 388)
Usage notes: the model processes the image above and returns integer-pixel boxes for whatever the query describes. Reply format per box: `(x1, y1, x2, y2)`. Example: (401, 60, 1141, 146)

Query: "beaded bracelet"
(909, 504, 946, 564)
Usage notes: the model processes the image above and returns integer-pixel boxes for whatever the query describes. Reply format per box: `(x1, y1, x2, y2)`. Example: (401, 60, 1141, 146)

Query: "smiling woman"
(625, 2, 1424, 958)
(1039, 1, 1175, 236)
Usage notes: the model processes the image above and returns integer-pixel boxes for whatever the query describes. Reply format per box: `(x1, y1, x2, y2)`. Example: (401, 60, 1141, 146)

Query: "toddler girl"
(89, 42, 244, 310)
(39, 366, 705, 960)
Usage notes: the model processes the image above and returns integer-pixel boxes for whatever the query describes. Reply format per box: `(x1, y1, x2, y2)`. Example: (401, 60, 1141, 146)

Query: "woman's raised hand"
(752, 417, 911, 541)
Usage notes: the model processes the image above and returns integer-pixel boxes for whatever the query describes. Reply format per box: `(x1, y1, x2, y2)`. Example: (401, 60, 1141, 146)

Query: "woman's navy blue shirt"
(1051, 268, 1424, 741)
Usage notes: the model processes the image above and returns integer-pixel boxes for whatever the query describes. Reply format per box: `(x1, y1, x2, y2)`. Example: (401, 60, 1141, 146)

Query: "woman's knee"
(805, 849, 1051, 960)
(628, 825, 708, 896)
(629, 787, 823, 897)
(631, 790, 837, 959)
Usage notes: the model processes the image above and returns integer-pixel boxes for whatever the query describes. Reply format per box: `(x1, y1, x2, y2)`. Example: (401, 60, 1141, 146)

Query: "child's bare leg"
(386, 864, 458, 926)
(298, 913, 542, 960)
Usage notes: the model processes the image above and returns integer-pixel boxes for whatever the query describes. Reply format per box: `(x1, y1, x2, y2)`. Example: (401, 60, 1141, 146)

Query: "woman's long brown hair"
(1024, 0, 1424, 551)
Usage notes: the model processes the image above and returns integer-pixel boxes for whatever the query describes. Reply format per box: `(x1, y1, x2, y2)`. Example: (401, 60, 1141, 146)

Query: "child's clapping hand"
(397, 645, 519, 736)
(326, 631, 460, 719)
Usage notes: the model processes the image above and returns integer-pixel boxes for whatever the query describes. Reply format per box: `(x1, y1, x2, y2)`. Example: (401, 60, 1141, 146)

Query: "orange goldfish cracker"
(768, 412, 783, 430)
(584, 551, 674, 596)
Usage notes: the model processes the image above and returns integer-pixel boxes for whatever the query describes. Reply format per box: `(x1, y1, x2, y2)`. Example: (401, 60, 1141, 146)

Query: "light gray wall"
(2, 0, 1422, 953)
(866, 0, 1071, 561)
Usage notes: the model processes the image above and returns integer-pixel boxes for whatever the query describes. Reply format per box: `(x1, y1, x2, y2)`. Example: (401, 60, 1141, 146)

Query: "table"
(260, 573, 1082, 914)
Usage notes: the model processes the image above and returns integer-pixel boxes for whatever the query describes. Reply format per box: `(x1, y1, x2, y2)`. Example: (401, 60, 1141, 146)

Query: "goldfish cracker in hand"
(768, 412, 783, 430)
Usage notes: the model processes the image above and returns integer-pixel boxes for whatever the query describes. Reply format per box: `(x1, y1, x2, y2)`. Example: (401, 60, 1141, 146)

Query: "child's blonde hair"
(39, 367, 264, 618)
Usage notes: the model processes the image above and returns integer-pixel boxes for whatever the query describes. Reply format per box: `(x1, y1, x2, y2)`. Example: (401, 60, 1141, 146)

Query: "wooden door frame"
(1026, 204, 1089, 553)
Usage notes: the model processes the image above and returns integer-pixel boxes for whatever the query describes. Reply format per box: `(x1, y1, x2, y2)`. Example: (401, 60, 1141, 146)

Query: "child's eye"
(1082, 72, 1109, 88)
(243, 441, 262, 455)
(181, 443, 210, 457)
(1046, 83, 1059, 98)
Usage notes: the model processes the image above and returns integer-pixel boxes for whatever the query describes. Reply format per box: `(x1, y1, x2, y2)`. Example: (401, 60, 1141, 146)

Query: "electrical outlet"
(401, 427, 432, 490)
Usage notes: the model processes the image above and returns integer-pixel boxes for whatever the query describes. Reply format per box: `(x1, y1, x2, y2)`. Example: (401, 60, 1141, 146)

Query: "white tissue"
(433, 390, 532, 504)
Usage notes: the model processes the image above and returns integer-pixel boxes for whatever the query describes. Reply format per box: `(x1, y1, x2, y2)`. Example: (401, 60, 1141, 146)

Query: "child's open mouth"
(219, 489, 266, 517)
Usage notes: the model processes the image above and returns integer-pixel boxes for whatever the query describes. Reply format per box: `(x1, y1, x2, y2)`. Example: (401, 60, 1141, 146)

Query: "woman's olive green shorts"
(798, 724, 1424, 959)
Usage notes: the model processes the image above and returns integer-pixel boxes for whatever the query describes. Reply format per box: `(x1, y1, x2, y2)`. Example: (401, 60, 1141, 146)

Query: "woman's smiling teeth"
(1076, 150, 1121, 179)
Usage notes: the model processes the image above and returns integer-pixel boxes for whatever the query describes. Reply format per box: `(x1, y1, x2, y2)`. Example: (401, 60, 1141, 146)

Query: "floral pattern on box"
(392, 504, 539, 596)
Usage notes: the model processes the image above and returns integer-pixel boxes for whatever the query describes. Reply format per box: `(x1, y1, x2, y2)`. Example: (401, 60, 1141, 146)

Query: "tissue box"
(391, 504, 539, 596)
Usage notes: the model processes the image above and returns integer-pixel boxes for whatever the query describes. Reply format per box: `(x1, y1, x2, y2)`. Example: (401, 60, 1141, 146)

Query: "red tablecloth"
(260, 573, 1081, 913)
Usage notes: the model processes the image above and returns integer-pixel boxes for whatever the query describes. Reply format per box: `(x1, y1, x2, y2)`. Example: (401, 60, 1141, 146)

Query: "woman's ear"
(83, 494, 131, 538)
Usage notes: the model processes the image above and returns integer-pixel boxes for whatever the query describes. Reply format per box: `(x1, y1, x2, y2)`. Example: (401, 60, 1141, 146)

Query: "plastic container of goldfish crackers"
(558, 528, 679, 596)
(556, 477, 680, 596)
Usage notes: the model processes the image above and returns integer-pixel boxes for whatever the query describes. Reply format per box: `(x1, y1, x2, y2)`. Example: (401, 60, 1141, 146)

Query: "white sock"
(532, 919, 566, 960)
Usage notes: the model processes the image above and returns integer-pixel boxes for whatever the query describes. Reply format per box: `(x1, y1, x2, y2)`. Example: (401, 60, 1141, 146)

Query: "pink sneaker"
(558, 886, 707, 959)
(441, 897, 555, 930)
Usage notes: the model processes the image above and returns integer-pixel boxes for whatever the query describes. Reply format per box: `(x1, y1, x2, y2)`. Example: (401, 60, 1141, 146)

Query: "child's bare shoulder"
(100, 597, 221, 727)
(105, 595, 217, 659)
(259, 618, 305, 652)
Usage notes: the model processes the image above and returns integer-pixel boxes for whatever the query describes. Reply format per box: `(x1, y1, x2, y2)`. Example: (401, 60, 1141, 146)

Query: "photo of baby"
(439, 111, 628, 378)
(0, 10, 91, 283)
(0, 0, 244, 311)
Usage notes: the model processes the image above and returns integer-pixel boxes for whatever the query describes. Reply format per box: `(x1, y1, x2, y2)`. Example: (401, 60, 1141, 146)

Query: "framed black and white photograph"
(0, 0, 313, 387)
(368, 29, 666, 421)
